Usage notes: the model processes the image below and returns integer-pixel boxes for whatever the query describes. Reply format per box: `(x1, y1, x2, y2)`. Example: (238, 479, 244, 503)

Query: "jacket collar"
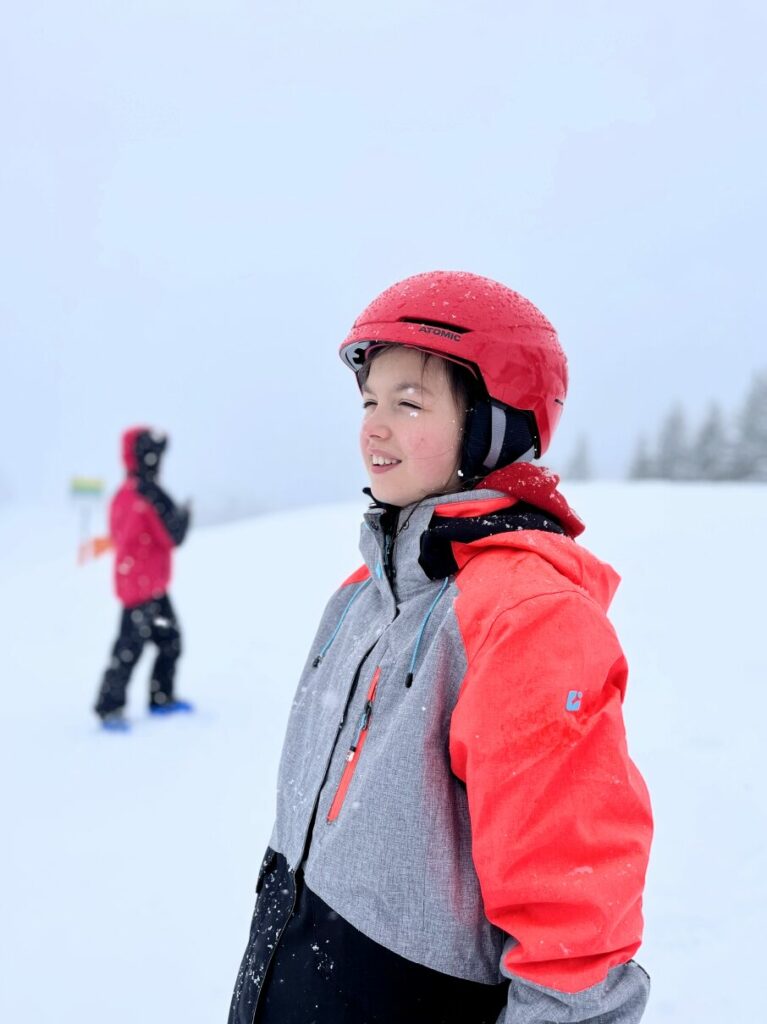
(478, 463, 585, 538)
(359, 464, 586, 598)
(361, 489, 517, 601)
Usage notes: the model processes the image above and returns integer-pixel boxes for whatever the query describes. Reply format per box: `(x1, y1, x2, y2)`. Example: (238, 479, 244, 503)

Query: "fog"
(2, 1, 764, 518)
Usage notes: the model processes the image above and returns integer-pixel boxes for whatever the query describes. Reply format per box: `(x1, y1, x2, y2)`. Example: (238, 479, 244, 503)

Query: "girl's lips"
(370, 461, 401, 474)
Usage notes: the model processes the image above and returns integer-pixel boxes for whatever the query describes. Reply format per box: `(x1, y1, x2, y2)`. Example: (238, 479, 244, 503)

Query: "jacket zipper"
(327, 667, 381, 822)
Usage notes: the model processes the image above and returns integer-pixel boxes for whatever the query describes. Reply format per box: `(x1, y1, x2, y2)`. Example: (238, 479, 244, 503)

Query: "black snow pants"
(229, 848, 509, 1024)
(94, 594, 182, 716)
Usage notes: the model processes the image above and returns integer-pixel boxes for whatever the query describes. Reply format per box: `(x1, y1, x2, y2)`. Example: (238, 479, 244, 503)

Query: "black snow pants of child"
(94, 594, 182, 717)
(230, 849, 509, 1024)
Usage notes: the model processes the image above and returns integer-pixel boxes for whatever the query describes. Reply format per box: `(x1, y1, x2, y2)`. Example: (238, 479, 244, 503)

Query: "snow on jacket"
(236, 477, 652, 1023)
(110, 427, 189, 607)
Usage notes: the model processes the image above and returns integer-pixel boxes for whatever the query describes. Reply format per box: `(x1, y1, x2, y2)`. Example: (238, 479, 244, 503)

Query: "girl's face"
(359, 346, 465, 507)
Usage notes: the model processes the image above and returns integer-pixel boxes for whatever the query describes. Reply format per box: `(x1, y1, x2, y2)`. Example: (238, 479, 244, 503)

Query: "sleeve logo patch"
(565, 690, 583, 712)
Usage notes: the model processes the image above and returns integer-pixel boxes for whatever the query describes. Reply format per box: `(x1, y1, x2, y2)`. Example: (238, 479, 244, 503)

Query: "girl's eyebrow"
(362, 381, 433, 396)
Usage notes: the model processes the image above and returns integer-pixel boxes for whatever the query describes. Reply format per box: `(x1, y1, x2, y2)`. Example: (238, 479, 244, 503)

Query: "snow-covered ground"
(1, 484, 765, 1022)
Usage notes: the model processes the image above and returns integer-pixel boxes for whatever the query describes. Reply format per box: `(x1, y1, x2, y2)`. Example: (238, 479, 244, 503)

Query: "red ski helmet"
(339, 271, 567, 461)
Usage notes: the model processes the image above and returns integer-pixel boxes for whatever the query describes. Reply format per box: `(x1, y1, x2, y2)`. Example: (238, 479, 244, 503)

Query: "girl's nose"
(362, 408, 392, 440)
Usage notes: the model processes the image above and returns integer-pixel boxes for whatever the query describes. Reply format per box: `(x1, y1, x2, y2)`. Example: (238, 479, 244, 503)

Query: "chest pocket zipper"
(327, 667, 381, 822)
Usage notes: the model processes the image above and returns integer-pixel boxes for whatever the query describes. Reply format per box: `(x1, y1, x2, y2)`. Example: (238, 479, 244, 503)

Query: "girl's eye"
(362, 400, 376, 409)
(400, 401, 422, 410)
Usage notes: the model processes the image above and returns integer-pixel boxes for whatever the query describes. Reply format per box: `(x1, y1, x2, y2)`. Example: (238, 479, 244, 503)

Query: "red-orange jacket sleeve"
(450, 591, 653, 996)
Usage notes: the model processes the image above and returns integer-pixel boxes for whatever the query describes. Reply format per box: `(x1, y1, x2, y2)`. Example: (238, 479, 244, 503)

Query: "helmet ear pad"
(460, 400, 537, 482)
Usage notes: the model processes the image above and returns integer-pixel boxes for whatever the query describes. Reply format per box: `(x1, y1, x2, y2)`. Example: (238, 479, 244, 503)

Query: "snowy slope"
(1, 485, 765, 1022)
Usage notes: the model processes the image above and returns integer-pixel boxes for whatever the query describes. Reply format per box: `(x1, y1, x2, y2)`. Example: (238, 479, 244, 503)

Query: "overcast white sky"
(1, 0, 765, 516)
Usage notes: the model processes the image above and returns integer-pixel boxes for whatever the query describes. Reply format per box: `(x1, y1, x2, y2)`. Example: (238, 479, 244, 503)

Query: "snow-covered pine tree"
(628, 436, 656, 479)
(735, 371, 767, 481)
(656, 405, 693, 480)
(690, 402, 737, 480)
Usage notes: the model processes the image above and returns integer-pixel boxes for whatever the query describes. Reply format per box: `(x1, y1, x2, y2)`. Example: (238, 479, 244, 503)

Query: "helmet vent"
(397, 317, 470, 333)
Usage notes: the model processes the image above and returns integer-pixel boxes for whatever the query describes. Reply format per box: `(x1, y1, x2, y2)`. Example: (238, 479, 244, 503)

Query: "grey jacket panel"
(267, 575, 386, 869)
(501, 960, 650, 1023)
(305, 599, 504, 981)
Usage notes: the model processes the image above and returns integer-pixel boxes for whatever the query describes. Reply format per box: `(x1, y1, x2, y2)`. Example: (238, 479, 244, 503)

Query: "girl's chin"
(366, 474, 464, 507)
(367, 482, 433, 508)
(366, 477, 413, 506)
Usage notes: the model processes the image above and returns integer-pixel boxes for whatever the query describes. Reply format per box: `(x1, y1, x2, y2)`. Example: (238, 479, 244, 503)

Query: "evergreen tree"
(690, 402, 736, 480)
(735, 371, 767, 481)
(656, 405, 693, 480)
(564, 434, 593, 481)
(628, 436, 656, 479)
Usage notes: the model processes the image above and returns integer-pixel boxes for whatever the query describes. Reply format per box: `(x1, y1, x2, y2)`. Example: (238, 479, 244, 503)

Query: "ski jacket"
(110, 428, 189, 607)
(232, 475, 652, 1024)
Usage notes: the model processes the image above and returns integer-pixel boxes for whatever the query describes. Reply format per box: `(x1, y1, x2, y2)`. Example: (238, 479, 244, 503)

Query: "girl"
(229, 271, 652, 1024)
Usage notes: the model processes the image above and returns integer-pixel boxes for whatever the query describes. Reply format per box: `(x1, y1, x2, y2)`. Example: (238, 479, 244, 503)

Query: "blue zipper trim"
(312, 577, 373, 667)
(405, 577, 450, 688)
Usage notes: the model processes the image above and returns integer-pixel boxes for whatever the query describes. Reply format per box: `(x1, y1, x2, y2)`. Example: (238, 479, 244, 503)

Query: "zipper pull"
(346, 700, 373, 759)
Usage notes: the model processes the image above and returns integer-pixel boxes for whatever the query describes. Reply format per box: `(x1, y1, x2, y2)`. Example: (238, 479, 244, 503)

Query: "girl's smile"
(368, 450, 402, 472)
